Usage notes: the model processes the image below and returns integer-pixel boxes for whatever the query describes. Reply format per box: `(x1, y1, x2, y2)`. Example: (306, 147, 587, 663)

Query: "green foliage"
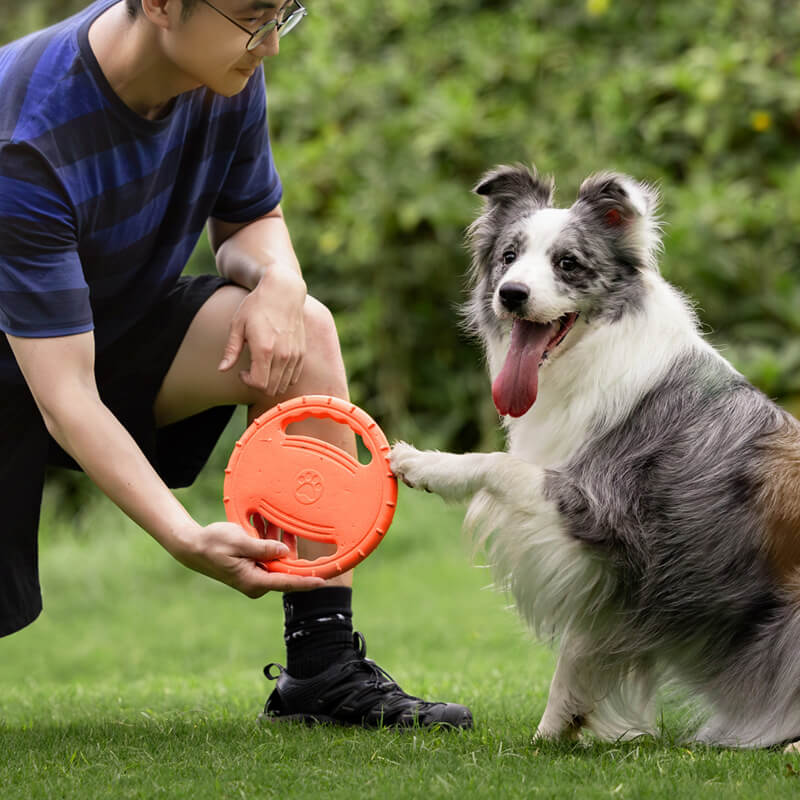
(4, 0, 800, 449)
(265, 0, 800, 444)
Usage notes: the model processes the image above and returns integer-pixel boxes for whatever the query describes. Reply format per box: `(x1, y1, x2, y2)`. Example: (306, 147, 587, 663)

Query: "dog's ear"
(467, 165, 553, 285)
(474, 164, 554, 209)
(577, 172, 662, 269)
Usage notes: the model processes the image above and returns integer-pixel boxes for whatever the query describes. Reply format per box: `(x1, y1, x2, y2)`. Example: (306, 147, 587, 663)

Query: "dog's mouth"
(492, 312, 579, 418)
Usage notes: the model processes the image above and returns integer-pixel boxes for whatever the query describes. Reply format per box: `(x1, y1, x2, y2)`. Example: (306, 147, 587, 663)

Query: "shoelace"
(264, 631, 440, 721)
(350, 632, 403, 691)
(334, 634, 439, 720)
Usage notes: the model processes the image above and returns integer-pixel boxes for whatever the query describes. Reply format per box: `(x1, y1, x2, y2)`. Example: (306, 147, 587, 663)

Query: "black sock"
(283, 587, 355, 678)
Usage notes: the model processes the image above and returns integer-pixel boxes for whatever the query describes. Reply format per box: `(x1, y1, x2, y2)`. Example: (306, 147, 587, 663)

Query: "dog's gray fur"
(391, 165, 800, 747)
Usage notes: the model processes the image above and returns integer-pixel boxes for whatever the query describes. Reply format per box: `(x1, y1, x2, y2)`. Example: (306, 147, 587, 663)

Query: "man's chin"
(210, 74, 252, 97)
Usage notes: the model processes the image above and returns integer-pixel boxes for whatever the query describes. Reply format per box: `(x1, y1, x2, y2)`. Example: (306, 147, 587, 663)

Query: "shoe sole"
(257, 711, 473, 730)
(258, 711, 345, 726)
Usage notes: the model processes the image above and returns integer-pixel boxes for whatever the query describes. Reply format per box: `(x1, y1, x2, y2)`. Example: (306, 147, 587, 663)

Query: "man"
(0, 0, 472, 729)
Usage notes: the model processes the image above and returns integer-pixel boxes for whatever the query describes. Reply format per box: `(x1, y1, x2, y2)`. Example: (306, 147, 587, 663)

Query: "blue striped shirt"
(0, 0, 282, 383)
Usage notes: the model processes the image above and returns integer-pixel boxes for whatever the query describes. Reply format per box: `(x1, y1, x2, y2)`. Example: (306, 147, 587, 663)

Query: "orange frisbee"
(223, 395, 397, 578)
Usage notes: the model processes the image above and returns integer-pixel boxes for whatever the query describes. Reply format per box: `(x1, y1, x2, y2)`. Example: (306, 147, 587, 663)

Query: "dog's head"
(466, 164, 661, 417)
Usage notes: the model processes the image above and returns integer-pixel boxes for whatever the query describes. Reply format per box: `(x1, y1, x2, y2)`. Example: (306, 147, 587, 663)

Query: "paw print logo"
(295, 470, 324, 505)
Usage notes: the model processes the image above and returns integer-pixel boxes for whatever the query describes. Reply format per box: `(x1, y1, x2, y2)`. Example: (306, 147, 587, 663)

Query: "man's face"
(164, 1, 282, 96)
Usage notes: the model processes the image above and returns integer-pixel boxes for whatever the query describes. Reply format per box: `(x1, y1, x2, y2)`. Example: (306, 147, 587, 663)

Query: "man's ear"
(474, 164, 554, 210)
(139, 0, 174, 29)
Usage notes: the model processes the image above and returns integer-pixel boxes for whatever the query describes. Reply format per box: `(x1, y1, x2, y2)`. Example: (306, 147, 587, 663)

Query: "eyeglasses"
(199, 0, 307, 51)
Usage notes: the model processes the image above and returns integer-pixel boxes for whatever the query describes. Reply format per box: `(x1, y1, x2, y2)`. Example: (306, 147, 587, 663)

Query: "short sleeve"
(0, 143, 93, 338)
(211, 75, 283, 223)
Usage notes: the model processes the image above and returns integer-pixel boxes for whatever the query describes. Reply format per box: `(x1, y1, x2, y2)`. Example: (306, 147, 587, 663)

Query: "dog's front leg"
(390, 442, 544, 504)
(535, 641, 595, 742)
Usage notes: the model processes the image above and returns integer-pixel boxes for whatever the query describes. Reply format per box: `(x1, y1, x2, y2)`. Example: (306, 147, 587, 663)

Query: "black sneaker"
(259, 632, 473, 729)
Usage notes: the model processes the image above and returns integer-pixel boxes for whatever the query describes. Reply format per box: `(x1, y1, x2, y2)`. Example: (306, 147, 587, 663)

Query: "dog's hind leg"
(390, 443, 544, 504)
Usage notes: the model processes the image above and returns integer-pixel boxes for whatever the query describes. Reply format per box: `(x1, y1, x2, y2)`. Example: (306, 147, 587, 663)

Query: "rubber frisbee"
(223, 395, 397, 578)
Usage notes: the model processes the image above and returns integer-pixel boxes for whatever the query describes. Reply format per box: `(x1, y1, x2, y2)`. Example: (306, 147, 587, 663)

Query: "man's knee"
(303, 297, 343, 367)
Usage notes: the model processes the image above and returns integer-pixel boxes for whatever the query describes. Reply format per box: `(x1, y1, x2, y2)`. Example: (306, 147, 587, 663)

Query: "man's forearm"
(6, 332, 321, 596)
(215, 212, 304, 291)
(45, 390, 199, 555)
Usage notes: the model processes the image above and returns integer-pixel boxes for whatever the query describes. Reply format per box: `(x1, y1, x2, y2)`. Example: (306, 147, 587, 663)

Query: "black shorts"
(0, 275, 236, 637)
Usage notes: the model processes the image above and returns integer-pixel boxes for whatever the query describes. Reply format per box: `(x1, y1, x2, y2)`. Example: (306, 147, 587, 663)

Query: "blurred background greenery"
(4, 0, 800, 506)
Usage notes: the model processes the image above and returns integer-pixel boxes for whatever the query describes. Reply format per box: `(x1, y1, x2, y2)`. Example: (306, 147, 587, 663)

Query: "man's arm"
(208, 205, 301, 283)
(6, 330, 323, 596)
(208, 206, 309, 397)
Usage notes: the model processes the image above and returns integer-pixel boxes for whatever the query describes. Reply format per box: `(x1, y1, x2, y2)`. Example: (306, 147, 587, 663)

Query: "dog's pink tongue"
(492, 319, 557, 417)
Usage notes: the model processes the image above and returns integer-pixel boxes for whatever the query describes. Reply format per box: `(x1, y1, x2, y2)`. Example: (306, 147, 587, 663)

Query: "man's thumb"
(242, 536, 289, 562)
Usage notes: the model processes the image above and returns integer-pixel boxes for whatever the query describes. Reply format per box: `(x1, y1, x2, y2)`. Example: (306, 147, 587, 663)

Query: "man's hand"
(170, 521, 325, 597)
(218, 266, 307, 397)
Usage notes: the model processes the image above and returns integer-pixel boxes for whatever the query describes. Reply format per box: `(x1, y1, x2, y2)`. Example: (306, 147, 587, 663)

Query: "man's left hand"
(218, 265, 307, 397)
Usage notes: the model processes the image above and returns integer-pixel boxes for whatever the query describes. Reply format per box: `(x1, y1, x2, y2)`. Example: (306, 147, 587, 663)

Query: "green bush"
(4, 0, 800, 450)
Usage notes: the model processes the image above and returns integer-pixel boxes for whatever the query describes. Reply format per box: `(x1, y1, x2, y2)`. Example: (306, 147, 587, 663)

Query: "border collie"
(390, 165, 800, 748)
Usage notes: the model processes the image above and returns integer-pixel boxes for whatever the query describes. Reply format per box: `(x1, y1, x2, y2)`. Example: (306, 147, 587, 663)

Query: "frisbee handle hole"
(285, 419, 373, 466)
(354, 434, 373, 466)
(248, 513, 337, 560)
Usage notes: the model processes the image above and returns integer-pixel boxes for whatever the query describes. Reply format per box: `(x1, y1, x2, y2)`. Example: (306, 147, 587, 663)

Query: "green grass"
(3, 464, 800, 798)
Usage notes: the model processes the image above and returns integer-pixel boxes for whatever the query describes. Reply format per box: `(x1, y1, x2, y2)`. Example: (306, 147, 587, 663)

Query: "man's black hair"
(125, 1, 201, 19)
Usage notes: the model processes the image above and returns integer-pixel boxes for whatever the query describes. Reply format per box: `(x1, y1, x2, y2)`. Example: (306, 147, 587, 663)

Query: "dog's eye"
(502, 250, 517, 265)
(558, 255, 580, 272)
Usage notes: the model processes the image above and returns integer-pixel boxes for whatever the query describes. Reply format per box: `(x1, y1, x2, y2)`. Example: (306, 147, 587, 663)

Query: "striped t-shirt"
(0, 0, 282, 383)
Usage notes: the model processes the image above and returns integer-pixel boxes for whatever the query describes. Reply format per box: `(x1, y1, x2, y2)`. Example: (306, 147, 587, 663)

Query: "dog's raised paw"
(390, 442, 432, 491)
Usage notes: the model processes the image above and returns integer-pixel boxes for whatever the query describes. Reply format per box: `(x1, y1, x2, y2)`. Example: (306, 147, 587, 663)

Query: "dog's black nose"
(498, 282, 530, 311)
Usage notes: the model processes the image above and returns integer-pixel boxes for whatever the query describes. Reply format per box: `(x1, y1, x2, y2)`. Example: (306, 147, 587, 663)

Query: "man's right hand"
(170, 521, 326, 597)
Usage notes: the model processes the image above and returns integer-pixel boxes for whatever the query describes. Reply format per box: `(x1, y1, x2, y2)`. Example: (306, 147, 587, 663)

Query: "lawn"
(2, 433, 799, 799)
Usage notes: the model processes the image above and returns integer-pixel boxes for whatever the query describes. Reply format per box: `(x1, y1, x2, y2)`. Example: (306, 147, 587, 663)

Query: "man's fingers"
(268, 354, 297, 397)
(239, 557, 326, 597)
(239, 350, 273, 392)
(280, 351, 304, 394)
(237, 532, 290, 562)
(219, 325, 245, 371)
(289, 355, 304, 387)
(242, 578, 325, 599)
(263, 574, 327, 593)
(264, 356, 288, 397)
(187, 522, 328, 597)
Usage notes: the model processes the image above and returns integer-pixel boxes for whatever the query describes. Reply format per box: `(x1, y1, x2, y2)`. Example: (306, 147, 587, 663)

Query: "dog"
(390, 164, 800, 748)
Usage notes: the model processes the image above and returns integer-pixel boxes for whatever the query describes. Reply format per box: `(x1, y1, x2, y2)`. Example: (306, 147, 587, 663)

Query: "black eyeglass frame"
(198, 0, 307, 51)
